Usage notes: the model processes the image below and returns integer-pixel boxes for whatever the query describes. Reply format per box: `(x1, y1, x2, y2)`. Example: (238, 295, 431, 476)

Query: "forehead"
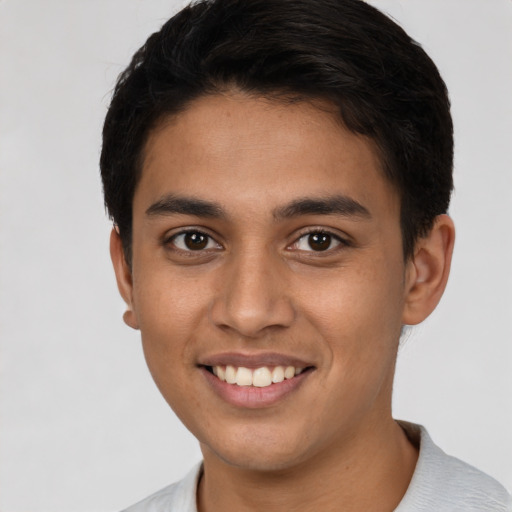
(136, 93, 398, 219)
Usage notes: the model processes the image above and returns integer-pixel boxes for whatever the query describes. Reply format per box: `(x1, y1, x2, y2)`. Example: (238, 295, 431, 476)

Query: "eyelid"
(287, 227, 351, 252)
(163, 227, 223, 252)
(162, 226, 351, 255)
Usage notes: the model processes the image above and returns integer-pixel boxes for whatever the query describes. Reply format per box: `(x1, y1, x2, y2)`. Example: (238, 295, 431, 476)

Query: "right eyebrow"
(145, 194, 225, 219)
(273, 195, 371, 220)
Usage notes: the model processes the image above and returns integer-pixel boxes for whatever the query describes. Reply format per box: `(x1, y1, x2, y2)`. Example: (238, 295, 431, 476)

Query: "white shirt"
(122, 423, 512, 511)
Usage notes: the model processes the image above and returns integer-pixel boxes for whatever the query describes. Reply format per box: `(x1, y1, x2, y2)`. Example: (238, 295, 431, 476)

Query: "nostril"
(209, 294, 296, 338)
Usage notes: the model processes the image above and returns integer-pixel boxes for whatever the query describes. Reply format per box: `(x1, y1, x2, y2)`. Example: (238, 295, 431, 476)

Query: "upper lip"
(199, 352, 314, 369)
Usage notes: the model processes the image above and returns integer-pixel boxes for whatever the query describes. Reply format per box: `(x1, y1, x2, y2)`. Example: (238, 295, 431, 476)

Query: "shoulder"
(396, 422, 512, 512)
(120, 463, 202, 512)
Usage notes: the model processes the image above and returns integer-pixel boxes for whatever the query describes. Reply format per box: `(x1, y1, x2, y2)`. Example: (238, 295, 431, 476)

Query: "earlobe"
(110, 228, 140, 330)
(123, 308, 138, 329)
(402, 214, 455, 326)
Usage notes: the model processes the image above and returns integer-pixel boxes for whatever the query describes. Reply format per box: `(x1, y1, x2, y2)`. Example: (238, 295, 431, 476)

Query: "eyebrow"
(273, 195, 371, 220)
(146, 195, 225, 218)
(145, 193, 371, 221)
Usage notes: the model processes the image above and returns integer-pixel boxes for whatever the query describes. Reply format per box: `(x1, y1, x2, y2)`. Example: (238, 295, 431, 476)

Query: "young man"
(100, 0, 511, 510)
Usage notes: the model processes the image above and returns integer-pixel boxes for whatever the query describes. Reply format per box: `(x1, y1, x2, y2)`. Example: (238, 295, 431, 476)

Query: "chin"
(200, 426, 313, 472)
(207, 446, 308, 473)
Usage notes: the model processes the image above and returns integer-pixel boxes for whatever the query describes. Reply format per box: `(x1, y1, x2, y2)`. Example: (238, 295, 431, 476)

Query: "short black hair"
(100, 0, 453, 265)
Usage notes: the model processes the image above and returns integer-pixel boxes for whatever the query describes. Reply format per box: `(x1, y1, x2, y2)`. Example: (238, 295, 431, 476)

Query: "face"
(120, 93, 413, 471)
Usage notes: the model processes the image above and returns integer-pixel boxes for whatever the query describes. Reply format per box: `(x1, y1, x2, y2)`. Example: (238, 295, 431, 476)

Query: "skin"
(111, 92, 455, 512)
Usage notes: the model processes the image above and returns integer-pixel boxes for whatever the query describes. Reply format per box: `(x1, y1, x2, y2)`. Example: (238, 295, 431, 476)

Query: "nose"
(209, 248, 296, 338)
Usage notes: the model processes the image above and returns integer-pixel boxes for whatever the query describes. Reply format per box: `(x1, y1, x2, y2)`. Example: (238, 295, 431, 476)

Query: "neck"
(197, 417, 418, 512)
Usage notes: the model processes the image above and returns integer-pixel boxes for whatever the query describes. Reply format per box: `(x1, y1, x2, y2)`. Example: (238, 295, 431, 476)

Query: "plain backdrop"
(1, 1, 511, 510)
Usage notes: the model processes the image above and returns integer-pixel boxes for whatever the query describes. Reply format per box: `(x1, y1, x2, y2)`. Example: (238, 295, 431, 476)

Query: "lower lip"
(201, 367, 312, 408)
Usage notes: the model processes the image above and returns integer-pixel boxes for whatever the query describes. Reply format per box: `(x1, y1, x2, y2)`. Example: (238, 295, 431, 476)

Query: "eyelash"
(164, 229, 222, 254)
(289, 229, 350, 254)
(163, 227, 350, 257)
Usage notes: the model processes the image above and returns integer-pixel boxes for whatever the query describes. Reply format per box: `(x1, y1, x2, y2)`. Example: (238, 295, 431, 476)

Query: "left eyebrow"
(273, 195, 371, 220)
(145, 194, 225, 219)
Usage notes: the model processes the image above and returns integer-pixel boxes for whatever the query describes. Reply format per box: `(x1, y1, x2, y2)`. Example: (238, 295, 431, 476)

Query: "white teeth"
(252, 367, 272, 387)
(211, 365, 306, 387)
(284, 366, 295, 379)
(236, 367, 253, 386)
(271, 366, 285, 383)
(225, 365, 237, 384)
(217, 366, 226, 382)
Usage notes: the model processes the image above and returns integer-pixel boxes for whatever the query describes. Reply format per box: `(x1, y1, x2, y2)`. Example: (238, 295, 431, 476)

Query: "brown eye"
(170, 231, 221, 252)
(184, 232, 208, 250)
(308, 232, 332, 251)
(291, 231, 343, 253)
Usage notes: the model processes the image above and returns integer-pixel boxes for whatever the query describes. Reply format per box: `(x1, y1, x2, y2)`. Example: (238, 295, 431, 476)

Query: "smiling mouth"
(205, 365, 309, 388)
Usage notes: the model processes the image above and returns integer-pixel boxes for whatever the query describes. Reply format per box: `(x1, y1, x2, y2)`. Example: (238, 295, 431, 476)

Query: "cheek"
(303, 267, 404, 425)
(304, 263, 404, 335)
(134, 263, 210, 331)
(298, 255, 405, 373)
(132, 270, 210, 384)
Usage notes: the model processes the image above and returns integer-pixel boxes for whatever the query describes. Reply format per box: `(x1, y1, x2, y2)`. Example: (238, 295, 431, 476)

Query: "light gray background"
(1, 1, 511, 510)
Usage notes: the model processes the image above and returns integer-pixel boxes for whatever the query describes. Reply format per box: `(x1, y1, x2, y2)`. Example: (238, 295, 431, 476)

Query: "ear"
(110, 228, 139, 330)
(402, 214, 455, 325)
